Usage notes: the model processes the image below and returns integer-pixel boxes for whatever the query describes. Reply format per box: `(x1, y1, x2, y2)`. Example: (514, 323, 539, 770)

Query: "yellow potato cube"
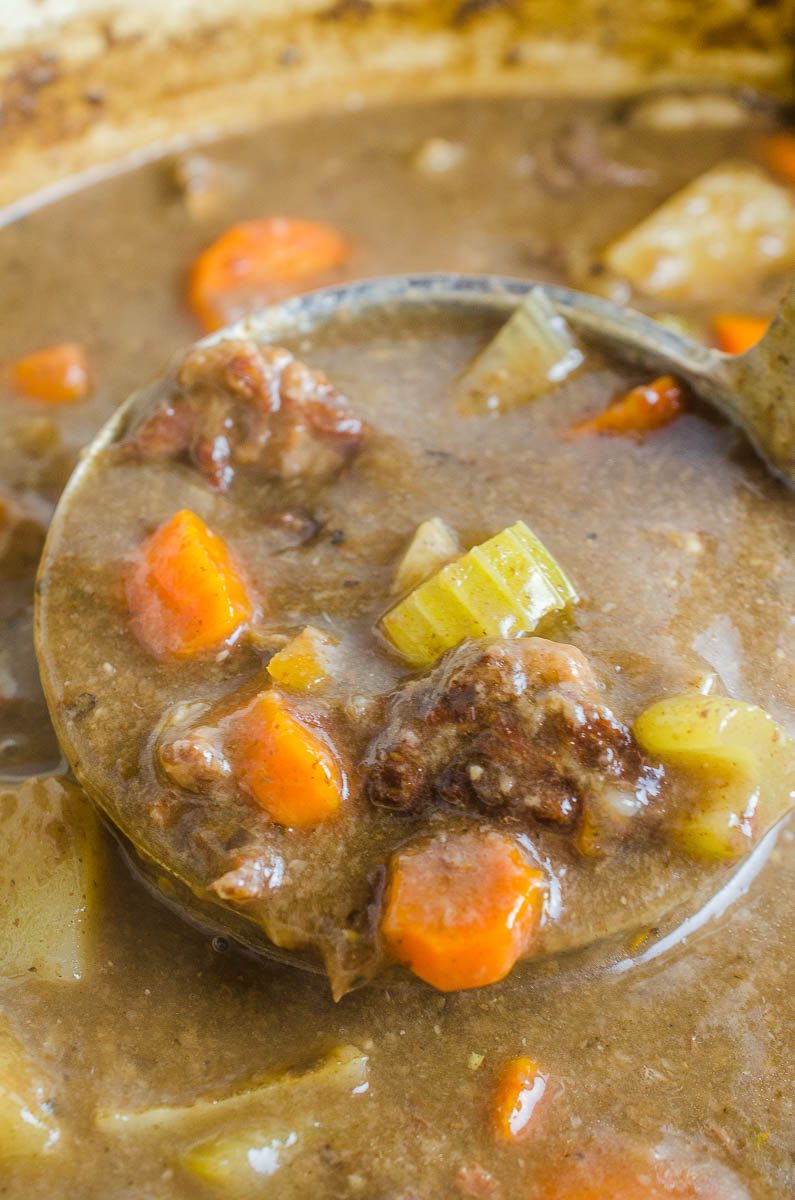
(634, 694, 795, 860)
(266, 626, 338, 693)
(604, 162, 795, 301)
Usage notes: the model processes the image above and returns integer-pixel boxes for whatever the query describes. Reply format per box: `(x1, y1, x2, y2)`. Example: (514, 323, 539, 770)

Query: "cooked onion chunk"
(380, 521, 577, 667)
(455, 288, 583, 414)
(0, 777, 104, 983)
(634, 694, 795, 860)
(603, 162, 795, 300)
(0, 1018, 60, 1159)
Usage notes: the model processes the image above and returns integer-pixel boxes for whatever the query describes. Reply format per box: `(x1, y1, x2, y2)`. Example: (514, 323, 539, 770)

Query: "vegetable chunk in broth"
(0, 93, 793, 1199)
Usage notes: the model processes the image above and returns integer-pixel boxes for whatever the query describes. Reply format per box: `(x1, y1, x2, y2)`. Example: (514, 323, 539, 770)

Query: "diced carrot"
(187, 218, 351, 332)
(8, 342, 91, 404)
(226, 690, 344, 828)
(126, 509, 253, 659)
(568, 375, 684, 440)
(758, 132, 795, 184)
(381, 830, 546, 992)
(711, 313, 770, 355)
(491, 1056, 548, 1142)
(534, 1147, 724, 1199)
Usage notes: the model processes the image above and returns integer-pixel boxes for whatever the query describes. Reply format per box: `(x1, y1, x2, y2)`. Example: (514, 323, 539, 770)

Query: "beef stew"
(0, 89, 793, 1198)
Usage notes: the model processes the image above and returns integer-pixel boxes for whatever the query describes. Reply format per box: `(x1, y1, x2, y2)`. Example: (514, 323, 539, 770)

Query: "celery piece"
(380, 521, 577, 667)
(0, 1018, 60, 1160)
(95, 1044, 368, 1136)
(267, 626, 338, 693)
(0, 776, 105, 983)
(391, 517, 460, 596)
(634, 694, 795, 860)
(455, 288, 583, 414)
(604, 162, 795, 301)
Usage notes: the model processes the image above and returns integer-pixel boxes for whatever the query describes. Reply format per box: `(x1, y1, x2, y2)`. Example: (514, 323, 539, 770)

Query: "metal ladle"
(35, 272, 795, 991)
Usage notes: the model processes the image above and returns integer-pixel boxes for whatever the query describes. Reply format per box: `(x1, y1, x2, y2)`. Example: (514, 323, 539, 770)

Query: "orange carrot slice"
(711, 313, 770, 355)
(491, 1056, 548, 1142)
(8, 342, 91, 404)
(126, 509, 253, 658)
(533, 1145, 737, 1199)
(187, 218, 351, 332)
(381, 830, 546, 992)
(227, 690, 344, 828)
(758, 132, 795, 184)
(568, 375, 684, 439)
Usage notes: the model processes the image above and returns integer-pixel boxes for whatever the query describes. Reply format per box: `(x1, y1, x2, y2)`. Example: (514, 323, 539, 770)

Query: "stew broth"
(0, 95, 793, 1198)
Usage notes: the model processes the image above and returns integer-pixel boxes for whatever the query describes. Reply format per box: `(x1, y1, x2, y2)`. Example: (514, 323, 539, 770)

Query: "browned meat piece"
(125, 397, 196, 460)
(209, 850, 284, 901)
(364, 637, 662, 853)
(123, 338, 365, 490)
(158, 726, 233, 792)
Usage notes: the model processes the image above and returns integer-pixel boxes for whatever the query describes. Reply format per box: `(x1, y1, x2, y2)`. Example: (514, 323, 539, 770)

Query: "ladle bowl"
(35, 273, 794, 990)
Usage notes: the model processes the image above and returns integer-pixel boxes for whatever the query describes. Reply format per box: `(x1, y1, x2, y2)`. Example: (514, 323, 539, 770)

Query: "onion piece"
(455, 288, 583, 415)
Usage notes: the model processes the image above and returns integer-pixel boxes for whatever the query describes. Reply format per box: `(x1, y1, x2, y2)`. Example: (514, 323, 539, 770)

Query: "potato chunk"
(266, 626, 338, 693)
(604, 162, 795, 301)
(0, 776, 105, 982)
(0, 1018, 60, 1159)
(634, 694, 795, 860)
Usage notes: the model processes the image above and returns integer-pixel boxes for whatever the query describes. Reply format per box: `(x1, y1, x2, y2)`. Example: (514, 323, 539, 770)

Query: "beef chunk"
(364, 637, 661, 853)
(209, 850, 284, 901)
(158, 726, 233, 792)
(124, 338, 365, 490)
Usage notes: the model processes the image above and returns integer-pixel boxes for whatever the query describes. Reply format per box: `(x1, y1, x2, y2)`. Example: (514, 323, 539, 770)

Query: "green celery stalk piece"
(381, 520, 577, 667)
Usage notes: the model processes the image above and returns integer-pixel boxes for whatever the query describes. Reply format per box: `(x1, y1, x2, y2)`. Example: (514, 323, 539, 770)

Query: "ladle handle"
(719, 282, 795, 485)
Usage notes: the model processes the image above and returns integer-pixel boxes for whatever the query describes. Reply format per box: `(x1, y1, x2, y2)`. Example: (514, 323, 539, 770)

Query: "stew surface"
(0, 94, 793, 1199)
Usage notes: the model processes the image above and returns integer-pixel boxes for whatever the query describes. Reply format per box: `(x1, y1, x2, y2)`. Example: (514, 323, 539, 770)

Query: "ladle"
(35, 273, 795, 989)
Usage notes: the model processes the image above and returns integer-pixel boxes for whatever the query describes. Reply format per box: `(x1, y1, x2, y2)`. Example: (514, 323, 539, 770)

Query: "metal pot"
(1, 0, 793, 211)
